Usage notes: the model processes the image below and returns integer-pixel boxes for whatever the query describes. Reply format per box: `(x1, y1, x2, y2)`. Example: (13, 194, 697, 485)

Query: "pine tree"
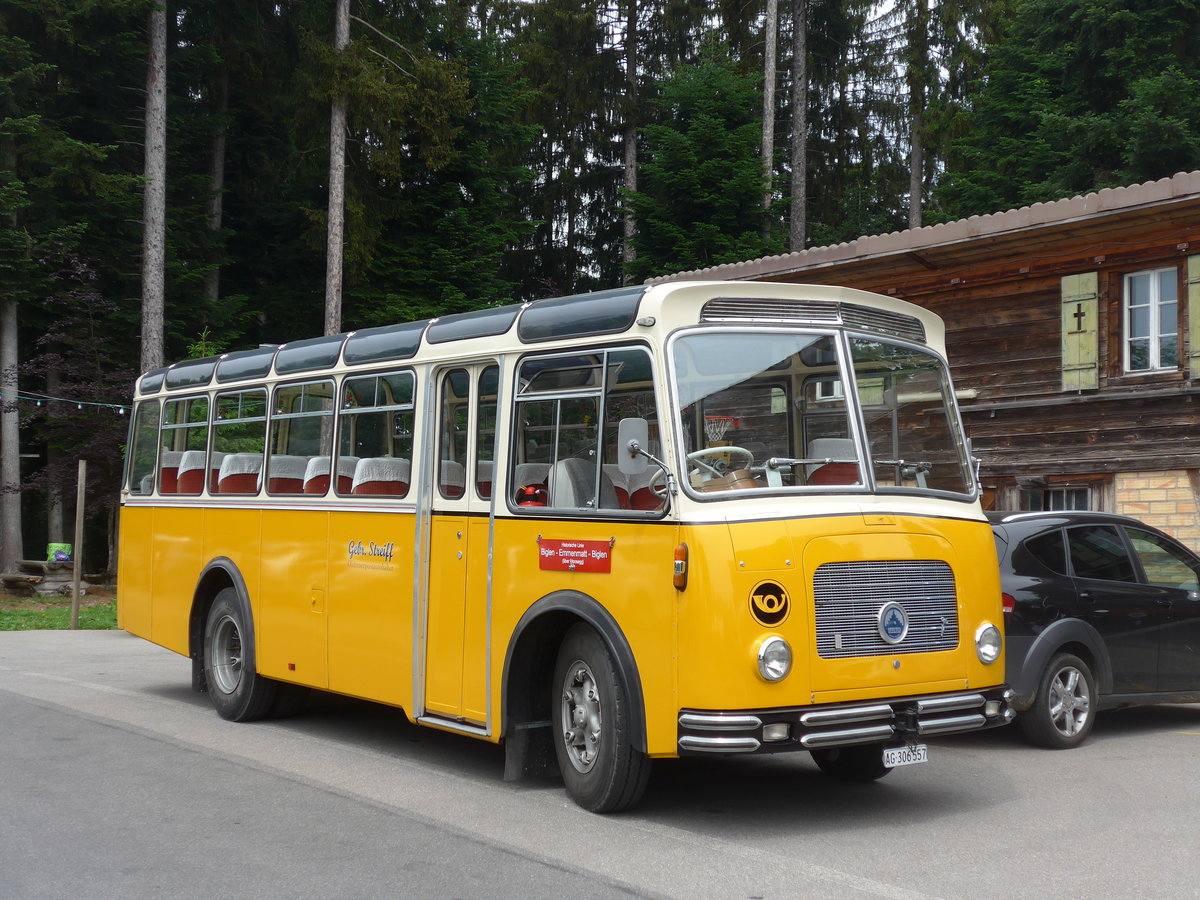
(626, 37, 785, 282)
(938, 0, 1200, 217)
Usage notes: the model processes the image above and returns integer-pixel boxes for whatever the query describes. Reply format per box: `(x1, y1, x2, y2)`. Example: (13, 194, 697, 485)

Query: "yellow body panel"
(422, 514, 490, 723)
(325, 510, 416, 709)
(489, 516, 681, 755)
(116, 506, 154, 638)
(259, 509, 329, 687)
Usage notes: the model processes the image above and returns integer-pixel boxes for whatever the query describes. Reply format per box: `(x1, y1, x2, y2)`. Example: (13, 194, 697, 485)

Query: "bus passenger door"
(423, 364, 497, 726)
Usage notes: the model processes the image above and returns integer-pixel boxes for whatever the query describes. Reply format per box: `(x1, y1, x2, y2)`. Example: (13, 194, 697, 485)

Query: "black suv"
(990, 511, 1200, 748)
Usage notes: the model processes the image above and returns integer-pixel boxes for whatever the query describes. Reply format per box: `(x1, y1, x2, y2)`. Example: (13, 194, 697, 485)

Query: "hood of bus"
(722, 508, 1004, 701)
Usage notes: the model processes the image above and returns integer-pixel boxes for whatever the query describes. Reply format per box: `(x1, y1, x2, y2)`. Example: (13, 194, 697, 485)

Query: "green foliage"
(0, 596, 117, 631)
(347, 29, 538, 325)
(626, 38, 785, 281)
(938, 0, 1200, 217)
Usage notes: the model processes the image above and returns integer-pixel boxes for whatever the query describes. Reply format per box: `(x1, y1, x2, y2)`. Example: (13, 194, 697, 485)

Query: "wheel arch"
(1010, 618, 1112, 708)
(189, 558, 255, 693)
(499, 590, 647, 781)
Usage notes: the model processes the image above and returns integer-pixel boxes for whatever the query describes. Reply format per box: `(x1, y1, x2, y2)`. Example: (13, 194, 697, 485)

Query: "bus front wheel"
(552, 624, 650, 813)
(204, 588, 278, 722)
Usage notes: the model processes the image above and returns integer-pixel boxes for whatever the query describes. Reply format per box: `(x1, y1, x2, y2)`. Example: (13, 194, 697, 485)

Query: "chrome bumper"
(677, 687, 1015, 754)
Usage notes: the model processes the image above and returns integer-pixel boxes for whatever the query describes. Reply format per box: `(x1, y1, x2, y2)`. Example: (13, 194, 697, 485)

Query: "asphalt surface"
(3, 630, 1200, 900)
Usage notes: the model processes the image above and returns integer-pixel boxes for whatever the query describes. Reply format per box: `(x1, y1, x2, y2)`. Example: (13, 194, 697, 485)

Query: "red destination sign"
(538, 538, 613, 573)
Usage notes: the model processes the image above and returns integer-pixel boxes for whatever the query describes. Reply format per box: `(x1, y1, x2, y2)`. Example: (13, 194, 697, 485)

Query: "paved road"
(3, 631, 1199, 900)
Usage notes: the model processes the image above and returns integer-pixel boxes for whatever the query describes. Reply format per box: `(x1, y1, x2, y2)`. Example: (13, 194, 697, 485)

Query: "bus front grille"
(813, 560, 959, 658)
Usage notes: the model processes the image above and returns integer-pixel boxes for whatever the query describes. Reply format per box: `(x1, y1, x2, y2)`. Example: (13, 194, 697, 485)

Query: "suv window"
(1025, 529, 1067, 574)
(1127, 528, 1200, 591)
(1066, 525, 1136, 582)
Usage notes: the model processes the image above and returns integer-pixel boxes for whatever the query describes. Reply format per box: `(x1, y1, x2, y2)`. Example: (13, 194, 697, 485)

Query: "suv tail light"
(1001, 592, 1015, 615)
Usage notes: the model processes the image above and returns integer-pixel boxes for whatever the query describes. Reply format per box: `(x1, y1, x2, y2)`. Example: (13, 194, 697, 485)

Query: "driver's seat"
(807, 438, 861, 486)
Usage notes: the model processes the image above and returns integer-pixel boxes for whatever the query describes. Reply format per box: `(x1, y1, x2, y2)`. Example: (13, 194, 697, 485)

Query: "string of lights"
(3, 389, 130, 415)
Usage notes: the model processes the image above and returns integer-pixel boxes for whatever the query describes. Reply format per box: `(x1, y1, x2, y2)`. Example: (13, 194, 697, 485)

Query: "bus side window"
(127, 400, 161, 496)
(268, 381, 333, 494)
(338, 370, 415, 498)
(512, 347, 657, 513)
(213, 389, 267, 494)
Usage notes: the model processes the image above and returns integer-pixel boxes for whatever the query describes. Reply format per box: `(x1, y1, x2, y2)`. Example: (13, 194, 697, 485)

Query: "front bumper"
(677, 686, 1015, 755)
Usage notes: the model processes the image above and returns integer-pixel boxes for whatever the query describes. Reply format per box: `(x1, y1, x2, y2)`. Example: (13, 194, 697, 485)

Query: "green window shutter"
(1061, 272, 1099, 391)
(1188, 256, 1200, 378)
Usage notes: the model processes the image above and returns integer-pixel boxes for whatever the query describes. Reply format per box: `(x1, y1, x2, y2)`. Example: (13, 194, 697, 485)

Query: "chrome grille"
(700, 298, 926, 343)
(813, 560, 958, 658)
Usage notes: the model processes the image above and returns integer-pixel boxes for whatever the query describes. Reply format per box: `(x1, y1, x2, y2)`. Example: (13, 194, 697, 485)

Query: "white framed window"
(1124, 267, 1178, 372)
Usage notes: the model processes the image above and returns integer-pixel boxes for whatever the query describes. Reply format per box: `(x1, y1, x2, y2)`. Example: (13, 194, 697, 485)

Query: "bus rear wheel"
(204, 588, 279, 722)
(810, 743, 892, 782)
(552, 624, 650, 813)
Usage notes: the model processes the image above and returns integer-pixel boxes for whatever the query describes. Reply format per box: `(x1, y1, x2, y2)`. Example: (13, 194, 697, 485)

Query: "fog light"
(984, 700, 1001, 717)
(763, 723, 790, 742)
(975, 623, 1002, 664)
(757, 636, 792, 682)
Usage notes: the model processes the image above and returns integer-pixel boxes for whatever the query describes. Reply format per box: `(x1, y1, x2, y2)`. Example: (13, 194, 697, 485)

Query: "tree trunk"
(325, 0, 350, 337)
(141, 3, 167, 374)
(1, 130, 21, 569)
(204, 65, 229, 308)
(0, 296, 19, 571)
(761, 0, 779, 230)
(907, 0, 929, 230)
(621, 0, 638, 283)
(788, 0, 809, 251)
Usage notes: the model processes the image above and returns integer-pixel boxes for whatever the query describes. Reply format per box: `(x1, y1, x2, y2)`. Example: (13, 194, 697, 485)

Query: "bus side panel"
(259, 508, 330, 688)
(150, 506, 207, 656)
(117, 505, 155, 641)
(199, 507, 263, 660)
(490, 516, 680, 757)
(325, 509, 416, 710)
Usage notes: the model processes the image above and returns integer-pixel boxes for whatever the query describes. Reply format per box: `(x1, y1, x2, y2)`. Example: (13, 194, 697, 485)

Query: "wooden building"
(653, 171, 1200, 548)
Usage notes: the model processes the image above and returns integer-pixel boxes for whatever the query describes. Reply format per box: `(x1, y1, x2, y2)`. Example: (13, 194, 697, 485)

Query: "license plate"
(883, 744, 928, 768)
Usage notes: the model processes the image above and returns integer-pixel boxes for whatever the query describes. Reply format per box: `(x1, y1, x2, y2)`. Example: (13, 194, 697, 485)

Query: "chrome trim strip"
(799, 724, 896, 748)
(678, 735, 762, 753)
(916, 693, 985, 714)
(678, 713, 763, 731)
(799, 704, 893, 727)
(917, 713, 987, 735)
(121, 498, 419, 514)
(417, 715, 489, 737)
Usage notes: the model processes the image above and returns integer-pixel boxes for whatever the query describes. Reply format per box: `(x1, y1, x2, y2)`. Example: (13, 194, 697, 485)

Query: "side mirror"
(617, 418, 650, 476)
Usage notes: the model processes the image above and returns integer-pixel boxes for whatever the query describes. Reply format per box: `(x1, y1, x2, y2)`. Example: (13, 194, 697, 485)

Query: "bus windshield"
(670, 330, 974, 497)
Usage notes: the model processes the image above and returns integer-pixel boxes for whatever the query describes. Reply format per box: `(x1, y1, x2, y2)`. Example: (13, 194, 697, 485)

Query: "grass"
(0, 589, 118, 631)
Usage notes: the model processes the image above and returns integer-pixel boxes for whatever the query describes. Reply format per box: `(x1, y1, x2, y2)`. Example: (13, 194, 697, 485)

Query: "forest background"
(2, 0, 1200, 573)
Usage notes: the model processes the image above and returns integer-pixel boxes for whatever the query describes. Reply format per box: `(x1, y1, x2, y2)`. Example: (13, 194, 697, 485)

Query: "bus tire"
(203, 588, 278, 722)
(552, 623, 651, 813)
(810, 743, 892, 783)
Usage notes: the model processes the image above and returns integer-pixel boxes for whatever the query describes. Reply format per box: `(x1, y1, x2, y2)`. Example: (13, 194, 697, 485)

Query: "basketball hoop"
(704, 415, 738, 443)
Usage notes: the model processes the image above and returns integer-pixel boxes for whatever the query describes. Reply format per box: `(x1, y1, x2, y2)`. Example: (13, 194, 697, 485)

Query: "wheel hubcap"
(1048, 665, 1090, 737)
(209, 613, 244, 695)
(560, 660, 602, 773)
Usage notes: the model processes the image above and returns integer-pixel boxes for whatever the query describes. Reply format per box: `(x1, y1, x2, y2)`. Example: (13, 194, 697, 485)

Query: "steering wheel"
(686, 446, 754, 477)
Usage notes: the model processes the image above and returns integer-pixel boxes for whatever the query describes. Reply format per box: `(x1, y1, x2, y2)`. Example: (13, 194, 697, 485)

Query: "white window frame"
(1123, 267, 1179, 373)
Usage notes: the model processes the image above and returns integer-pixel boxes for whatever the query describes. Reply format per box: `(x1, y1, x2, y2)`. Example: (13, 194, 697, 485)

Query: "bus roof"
(135, 281, 943, 397)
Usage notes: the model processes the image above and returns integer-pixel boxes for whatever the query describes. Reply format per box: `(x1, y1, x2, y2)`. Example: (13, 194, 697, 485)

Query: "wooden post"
(70, 459, 86, 630)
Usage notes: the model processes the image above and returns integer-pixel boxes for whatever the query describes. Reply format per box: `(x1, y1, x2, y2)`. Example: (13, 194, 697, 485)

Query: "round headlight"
(757, 636, 792, 682)
(975, 623, 1002, 664)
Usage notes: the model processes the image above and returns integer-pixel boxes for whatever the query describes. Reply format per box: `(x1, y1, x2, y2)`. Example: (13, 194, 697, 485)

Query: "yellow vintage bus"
(119, 280, 1012, 812)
